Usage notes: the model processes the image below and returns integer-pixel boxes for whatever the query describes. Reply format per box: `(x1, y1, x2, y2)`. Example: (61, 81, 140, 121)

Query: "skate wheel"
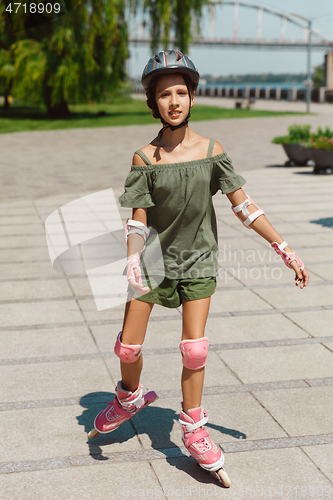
(88, 429, 100, 439)
(212, 468, 231, 488)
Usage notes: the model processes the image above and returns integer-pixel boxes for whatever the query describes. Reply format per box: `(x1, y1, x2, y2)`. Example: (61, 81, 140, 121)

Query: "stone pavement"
(1, 103, 333, 499)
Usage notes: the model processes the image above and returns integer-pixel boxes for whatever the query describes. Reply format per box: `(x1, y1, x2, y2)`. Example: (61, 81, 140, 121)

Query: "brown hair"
(145, 72, 198, 120)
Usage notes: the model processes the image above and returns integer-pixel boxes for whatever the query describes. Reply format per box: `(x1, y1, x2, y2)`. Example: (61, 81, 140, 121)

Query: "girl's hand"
(290, 260, 309, 289)
(127, 256, 151, 296)
(128, 271, 151, 296)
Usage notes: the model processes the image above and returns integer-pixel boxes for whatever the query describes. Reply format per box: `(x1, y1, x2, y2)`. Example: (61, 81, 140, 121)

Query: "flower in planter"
(308, 136, 333, 151)
(307, 127, 333, 151)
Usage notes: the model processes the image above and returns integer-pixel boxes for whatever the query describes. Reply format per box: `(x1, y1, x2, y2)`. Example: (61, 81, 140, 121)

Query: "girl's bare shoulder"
(132, 147, 150, 166)
(187, 133, 225, 156)
(212, 141, 225, 155)
(190, 135, 225, 157)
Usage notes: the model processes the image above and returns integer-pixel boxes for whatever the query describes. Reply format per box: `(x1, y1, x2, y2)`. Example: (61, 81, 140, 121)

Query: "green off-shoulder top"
(118, 139, 246, 280)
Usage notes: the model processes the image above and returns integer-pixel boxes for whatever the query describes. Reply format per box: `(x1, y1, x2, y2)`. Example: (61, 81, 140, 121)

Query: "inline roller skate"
(179, 406, 231, 487)
(88, 381, 158, 438)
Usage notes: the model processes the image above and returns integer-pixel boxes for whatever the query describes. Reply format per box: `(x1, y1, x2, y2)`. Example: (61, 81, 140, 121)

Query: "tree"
(1, 0, 129, 117)
(140, 0, 207, 53)
(312, 63, 325, 89)
(0, 0, 207, 117)
(0, 2, 20, 109)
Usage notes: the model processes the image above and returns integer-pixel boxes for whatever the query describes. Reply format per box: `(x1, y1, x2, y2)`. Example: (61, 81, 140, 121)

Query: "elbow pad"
(231, 195, 265, 229)
(125, 218, 150, 250)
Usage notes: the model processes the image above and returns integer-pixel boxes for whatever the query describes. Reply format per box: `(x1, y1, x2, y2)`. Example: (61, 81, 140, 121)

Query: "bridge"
(128, 0, 333, 51)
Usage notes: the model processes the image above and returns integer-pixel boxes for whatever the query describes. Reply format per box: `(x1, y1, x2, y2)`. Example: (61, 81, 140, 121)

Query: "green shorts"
(129, 276, 216, 308)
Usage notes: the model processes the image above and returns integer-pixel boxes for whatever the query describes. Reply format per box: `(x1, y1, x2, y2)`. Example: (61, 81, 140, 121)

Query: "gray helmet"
(141, 49, 200, 90)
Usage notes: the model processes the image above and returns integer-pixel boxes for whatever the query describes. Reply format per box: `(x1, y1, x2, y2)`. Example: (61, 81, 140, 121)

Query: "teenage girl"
(88, 50, 309, 486)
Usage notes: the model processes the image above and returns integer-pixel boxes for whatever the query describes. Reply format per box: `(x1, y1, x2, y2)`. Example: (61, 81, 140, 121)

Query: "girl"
(88, 50, 309, 486)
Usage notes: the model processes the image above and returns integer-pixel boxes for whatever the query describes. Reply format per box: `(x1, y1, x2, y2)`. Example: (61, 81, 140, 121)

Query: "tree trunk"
(47, 100, 71, 119)
(44, 85, 71, 118)
(3, 95, 10, 110)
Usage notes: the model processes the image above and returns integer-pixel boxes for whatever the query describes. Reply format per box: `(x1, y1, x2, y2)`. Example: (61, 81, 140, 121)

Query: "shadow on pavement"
(310, 217, 333, 228)
(78, 392, 246, 463)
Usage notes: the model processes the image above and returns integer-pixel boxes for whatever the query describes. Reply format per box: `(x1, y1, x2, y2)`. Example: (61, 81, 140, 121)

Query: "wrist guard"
(127, 254, 142, 284)
(271, 241, 304, 270)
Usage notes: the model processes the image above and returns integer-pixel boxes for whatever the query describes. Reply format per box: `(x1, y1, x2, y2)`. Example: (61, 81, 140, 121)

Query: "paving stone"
(0, 261, 62, 280)
(0, 246, 54, 264)
(307, 263, 333, 281)
(0, 461, 160, 500)
(285, 309, 333, 337)
(0, 223, 44, 236)
(131, 396, 182, 450)
(205, 313, 308, 344)
(293, 246, 333, 263)
(135, 391, 288, 452)
(216, 269, 243, 288)
(0, 214, 41, 225)
(0, 404, 141, 462)
(210, 289, 273, 314)
(324, 342, 333, 353)
(201, 392, 287, 443)
(0, 234, 48, 249)
(0, 325, 98, 359)
(288, 221, 333, 234)
(218, 344, 333, 384)
(301, 444, 333, 481)
(254, 386, 333, 437)
(0, 278, 73, 302)
(149, 303, 181, 319)
(78, 298, 126, 322)
(68, 276, 95, 297)
(0, 359, 113, 402)
(280, 233, 333, 249)
(0, 299, 84, 328)
(278, 210, 333, 224)
(254, 284, 333, 309)
(322, 233, 333, 244)
(151, 447, 332, 500)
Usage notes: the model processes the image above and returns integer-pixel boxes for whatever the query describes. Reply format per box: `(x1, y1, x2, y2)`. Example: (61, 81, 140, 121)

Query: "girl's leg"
(120, 297, 154, 392)
(181, 296, 211, 413)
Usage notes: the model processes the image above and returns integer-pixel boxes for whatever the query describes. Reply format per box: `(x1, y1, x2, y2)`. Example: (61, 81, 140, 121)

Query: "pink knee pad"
(114, 331, 142, 363)
(179, 337, 209, 370)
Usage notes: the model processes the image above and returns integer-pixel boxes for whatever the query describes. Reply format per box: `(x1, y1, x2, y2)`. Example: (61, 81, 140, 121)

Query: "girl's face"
(155, 74, 194, 126)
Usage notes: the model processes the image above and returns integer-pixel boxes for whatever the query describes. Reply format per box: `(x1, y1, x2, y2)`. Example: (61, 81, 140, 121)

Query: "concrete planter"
(282, 143, 312, 166)
(310, 149, 333, 174)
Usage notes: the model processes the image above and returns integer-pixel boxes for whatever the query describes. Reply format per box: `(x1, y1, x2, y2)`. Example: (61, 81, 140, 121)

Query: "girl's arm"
(126, 207, 151, 296)
(226, 189, 309, 289)
(126, 153, 151, 295)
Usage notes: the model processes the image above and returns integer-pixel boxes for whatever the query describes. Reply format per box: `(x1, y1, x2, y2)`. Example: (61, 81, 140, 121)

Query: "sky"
(127, 0, 333, 78)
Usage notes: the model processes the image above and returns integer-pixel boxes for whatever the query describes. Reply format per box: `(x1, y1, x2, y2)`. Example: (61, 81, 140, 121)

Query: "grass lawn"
(0, 98, 303, 134)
